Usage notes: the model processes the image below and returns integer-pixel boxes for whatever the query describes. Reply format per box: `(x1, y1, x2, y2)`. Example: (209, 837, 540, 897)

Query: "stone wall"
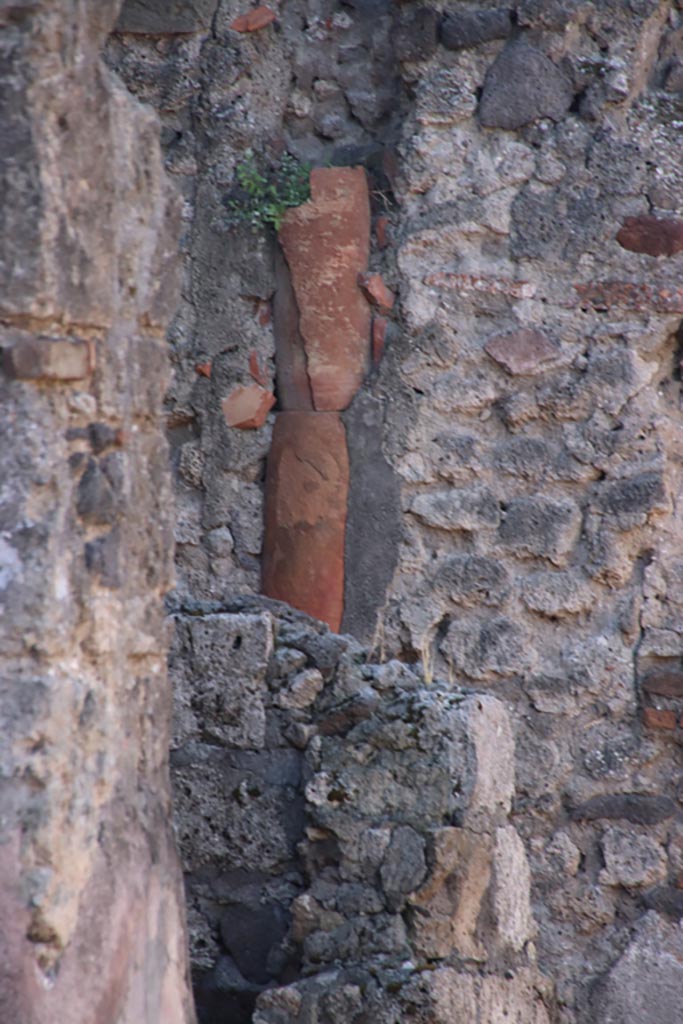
(4, 0, 680, 1022)
(0, 2, 194, 1021)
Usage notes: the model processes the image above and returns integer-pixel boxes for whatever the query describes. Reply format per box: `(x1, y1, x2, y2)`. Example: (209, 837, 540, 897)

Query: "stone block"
(460, 695, 515, 829)
(262, 412, 349, 632)
(435, 554, 510, 607)
(409, 827, 492, 960)
(479, 39, 573, 129)
(616, 215, 683, 257)
(521, 571, 593, 617)
(591, 912, 683, 1023)
(499, 496, 581, 566)
(444, 616, 537, 682)
(393, 7, 439, 62)
(491, 826, 535, 951)
(176, 612, 272, 748)
(410, 486, 500, 532)
(484, 328, 558, 376)
(3, 335, 93, 382)
(599, 827, 667, 888)
(440, 9, 512, 51)
(380, 826, 427, 909)
(642, 670, 683, 697)
(278, 168, 370, 412)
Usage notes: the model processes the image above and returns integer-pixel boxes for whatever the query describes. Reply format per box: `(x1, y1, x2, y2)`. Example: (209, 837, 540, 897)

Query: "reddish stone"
(358, 272, 395, 312)
(230, 5, 276, 32)
(262, 411, 348, 631)
(375, 216, 389, 249)
(642, 671, 683, 698)
(3, 336, 93, 381)
(194, 361, 212, 378)
(425, 272, 535, 299)
(221, 384, 275, 429)
(616, 215, 683, 257)
(484, 327, 558, 376)
(278, 166, 371, 411)
(372, 317, 388, 368)
(574, 280, 683, 314)
(248, 350, 267, 386)
(642, 708, 677, 731)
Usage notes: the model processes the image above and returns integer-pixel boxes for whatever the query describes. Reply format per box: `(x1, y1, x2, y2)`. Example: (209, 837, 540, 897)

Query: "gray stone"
(570, 794, 676, 825)
(591, 912, 683, 1024)
(115, 0, 217, 34)
(435, 554, 510, 607)
(444, 616, 536, 681)
(380, 826, 427, 909)
(499, 496, 581, 565)
(411, 487, 500, 532)
(220, 903, 289, 984)
(479, 40, 573, 129)
(342, 392, 401, 642)
(599, 827, 667, 888)
(599, 472, 667, 518)
(393, 8, 439, 63)
(440, 9, 512, 51)
(521, 571, 593, 617)
(76, 459, 118, 525)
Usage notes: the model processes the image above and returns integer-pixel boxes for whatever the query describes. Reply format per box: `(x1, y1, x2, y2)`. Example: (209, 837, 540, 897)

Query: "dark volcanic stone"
(380, 825, 427, 909)
(114, 0, 217, 34)
(220, 904, 288, 984)
(440, 9, 512, 51)
(643, 886, 683, 919)
(76, 459, 117, 525)
(393, 7, 439, 62)
(479, 39, 573, 130)
(570, 794, 676, 825)
(342, 392, 401, 641)
(599, 472, 666, 516)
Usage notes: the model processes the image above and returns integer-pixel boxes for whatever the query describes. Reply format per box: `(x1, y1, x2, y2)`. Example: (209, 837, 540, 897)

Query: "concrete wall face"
(4, 0, 683, 1022)
(0, 3, 195, 1022)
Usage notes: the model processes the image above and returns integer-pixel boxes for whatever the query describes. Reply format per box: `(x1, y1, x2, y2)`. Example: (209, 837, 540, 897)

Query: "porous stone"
(262, 412, 349, 632)
(380, 826, 427, 908)
(278, 168, 370, 412)
(599, 827, 667, 888)
(479, 40, 573, 129)
(499, 496, 581, 565)
(491, 826, 535, 952)
(115, 0, 217, 33)
(521, 571, 593, 617)
(435, 554, 510, 607)
(393, 7, 439, 62)
(410, 487, 500, 532)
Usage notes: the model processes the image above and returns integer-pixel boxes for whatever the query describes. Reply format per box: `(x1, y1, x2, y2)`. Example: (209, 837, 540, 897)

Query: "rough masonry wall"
(106, 2, 683, 1024)
(0, 3, 194, 1021)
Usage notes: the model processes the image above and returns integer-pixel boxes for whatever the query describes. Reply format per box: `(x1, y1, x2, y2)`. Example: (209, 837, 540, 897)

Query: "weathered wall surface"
(103, 2, 683, 1023)
(0, 3, 195, 1021)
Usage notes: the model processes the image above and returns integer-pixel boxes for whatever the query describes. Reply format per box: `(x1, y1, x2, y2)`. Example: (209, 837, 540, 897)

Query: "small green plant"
(226, 151, 311, 232)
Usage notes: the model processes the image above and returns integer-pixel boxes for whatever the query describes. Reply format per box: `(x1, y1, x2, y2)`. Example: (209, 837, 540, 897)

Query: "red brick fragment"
(375, 216, 389, 249)
(3, 336, 93, 381)
(221, 384, 275, 429)
(642, 670, 683, 698)
(372, 317, 388, 368)
(358, 272, 395, 312)
(195, 361, 212, 378)
(642, 708, 677, 731)
(484, 327, 558, 376)
(230, 5, 276, 32)
(257, 300, 272, 327)
(262, 411, 348, 631)
(616, 215, 683, 258)
(574, 280, 683, 314)
(278, 166, 371, 411)
(249, 350, 268, 386)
